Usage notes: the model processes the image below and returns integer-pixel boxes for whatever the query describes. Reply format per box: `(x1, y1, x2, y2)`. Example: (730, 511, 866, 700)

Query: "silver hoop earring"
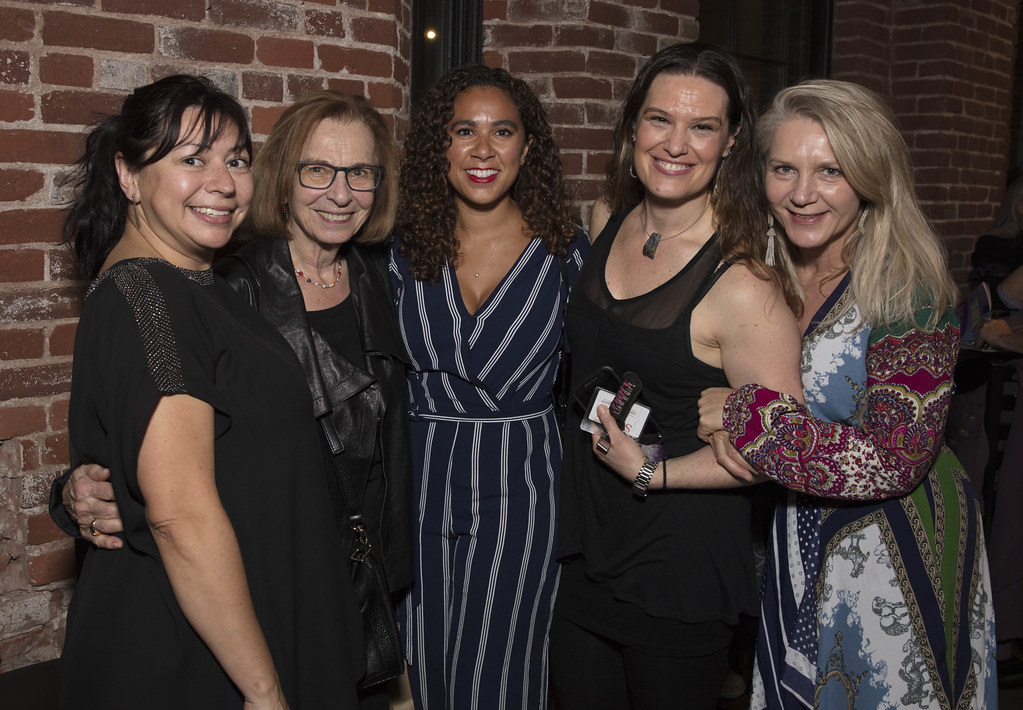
(629, 165, 637, 179)
(765, 212, 777, 266)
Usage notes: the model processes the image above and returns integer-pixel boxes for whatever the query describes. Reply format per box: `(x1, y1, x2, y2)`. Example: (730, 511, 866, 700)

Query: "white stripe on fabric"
(469, 239, 541, 345)
(479, 248, 553, 386)
(494, 281, 560, 399)
(440, 425, 457, 699)
(450, 422, 486, 707)
(468, 421, 511, 710)
(413, 403, 552, 423)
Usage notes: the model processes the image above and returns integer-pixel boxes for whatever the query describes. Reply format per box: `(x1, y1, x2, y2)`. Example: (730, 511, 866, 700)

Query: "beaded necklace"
(294, 260, 343, 289)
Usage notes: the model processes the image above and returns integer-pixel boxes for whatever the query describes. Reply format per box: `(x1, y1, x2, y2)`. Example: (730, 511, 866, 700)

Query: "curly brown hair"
(397, 65, 576, 283)
(605, 43, 801, 315)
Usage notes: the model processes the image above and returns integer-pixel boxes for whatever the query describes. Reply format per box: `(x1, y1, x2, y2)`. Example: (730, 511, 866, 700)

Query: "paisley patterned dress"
(723, 275, 998, 709)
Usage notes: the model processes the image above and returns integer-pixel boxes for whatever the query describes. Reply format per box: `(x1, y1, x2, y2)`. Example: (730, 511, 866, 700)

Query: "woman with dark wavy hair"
(389, 64, 588, 709)
(549, 43, 804, 709)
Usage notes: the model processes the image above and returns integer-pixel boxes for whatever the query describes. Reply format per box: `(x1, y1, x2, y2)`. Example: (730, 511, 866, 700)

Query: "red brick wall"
(0, 0, 412, 672)
(482, 0, 698, 220)
(832, 0, 1019, 286)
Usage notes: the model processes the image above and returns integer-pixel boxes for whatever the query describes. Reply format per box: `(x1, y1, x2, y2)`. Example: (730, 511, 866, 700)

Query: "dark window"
(700, 0, 832, 109)
(410, 0, 483, 108)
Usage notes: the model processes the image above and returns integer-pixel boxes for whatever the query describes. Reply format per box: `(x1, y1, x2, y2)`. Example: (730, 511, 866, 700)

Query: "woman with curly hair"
(389, 64, 588, 709)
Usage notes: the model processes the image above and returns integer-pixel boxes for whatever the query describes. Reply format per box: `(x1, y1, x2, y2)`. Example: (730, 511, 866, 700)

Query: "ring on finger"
(89, 519, 100, 537)
(596, 438, 611, 455)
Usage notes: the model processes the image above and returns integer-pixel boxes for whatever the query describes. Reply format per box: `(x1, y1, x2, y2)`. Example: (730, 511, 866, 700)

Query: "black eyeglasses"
(296, 162, 384, 191)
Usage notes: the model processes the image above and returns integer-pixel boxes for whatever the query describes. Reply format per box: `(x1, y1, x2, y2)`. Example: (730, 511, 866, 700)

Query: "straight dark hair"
(605, 42, 801, 314)
(62, 75, 252, 278)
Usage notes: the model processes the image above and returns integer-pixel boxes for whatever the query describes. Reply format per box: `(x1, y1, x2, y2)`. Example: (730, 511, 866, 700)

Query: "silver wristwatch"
(632, 457, 657, 499)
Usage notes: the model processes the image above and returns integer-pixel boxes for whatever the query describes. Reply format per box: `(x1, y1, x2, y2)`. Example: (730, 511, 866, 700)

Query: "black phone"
(574, 366, 663, 444)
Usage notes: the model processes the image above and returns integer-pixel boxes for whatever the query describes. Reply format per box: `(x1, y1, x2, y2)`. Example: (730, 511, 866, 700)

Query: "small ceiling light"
(426, 29, 437, 40)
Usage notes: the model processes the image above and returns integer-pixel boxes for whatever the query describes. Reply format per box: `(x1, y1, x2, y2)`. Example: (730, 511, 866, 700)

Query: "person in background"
(705, 79, 997, 708)
(389, 64, 588, 709)
(549, 43, 804, 710)
(971, 176, 1023, 312)
(979, 261, 1023, 352)
(53, 89, 414, 707)
(57, 74, 362, 708)
(977, 262, 1023, 682)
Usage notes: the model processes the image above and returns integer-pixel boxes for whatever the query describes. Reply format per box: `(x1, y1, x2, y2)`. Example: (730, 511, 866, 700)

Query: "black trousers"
(549, 613, 731, 710)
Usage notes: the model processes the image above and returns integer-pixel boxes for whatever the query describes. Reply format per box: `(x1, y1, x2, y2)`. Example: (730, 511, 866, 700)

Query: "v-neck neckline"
(803, 271, 852, 338)
(452, 237, 539, 317)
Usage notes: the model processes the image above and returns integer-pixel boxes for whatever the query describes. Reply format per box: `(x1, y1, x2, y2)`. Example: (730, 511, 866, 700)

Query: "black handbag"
(320, 417, 405, 689)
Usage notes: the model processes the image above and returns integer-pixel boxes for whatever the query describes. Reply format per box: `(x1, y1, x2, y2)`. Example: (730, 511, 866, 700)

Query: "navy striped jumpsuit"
(390, 233, 588, 709)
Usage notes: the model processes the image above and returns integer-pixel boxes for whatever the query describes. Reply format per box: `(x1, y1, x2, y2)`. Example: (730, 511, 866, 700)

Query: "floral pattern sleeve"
(722, 307, 960, 500)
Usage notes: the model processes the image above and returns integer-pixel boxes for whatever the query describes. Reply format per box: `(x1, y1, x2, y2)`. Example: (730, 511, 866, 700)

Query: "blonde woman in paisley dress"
(704, 80, 997, 708)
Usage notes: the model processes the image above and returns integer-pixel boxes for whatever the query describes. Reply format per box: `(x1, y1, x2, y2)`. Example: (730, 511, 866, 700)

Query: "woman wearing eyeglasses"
(214, 90, 414, 708)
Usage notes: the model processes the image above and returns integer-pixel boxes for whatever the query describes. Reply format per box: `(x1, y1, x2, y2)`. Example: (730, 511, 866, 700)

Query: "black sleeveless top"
(557, 210, 759, 650)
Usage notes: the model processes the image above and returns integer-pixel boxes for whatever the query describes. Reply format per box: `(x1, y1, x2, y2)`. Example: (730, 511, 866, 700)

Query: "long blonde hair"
(758, 80, 957, 330)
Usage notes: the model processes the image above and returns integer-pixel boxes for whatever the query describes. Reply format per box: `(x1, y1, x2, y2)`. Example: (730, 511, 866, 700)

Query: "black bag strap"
(319, 417, 372, 560)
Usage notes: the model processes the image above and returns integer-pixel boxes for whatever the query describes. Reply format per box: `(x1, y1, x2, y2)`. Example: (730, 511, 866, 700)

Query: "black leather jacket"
(216, 237, 414, 594)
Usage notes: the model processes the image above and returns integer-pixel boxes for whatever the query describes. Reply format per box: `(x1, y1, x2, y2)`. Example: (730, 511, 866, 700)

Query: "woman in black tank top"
(550, 43, 805, 710)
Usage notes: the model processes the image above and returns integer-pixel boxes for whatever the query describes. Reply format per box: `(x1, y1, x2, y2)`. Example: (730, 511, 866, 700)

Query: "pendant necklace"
(294, 259, 343, 289)
(640, 198, 711, 259)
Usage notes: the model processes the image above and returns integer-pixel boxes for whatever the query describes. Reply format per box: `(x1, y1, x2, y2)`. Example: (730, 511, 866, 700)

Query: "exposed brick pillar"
(832, 0, 1019, 287)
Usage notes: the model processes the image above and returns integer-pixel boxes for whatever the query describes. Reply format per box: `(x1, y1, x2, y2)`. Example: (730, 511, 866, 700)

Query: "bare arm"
(592, 265, 803, 489)
(702, 264, 804, 397)
(980, 318, 1023, 353)
(588, 198, 612, 243)
(138, 394, 288, 710)
(591, 405, 765, 488)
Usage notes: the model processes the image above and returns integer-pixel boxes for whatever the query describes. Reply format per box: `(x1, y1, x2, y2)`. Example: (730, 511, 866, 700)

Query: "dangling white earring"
(857, 207, 870, 235)
(765, 213, 777, 266)
(629, 164, 637, 179)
